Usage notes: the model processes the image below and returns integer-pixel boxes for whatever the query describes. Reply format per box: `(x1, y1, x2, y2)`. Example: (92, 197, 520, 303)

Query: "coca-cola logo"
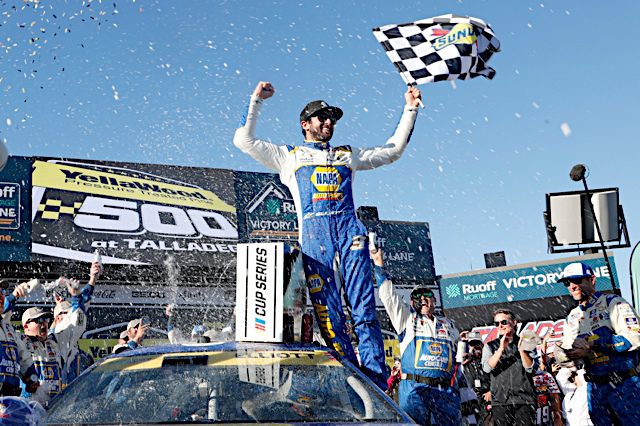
(93, 290, 117, 299)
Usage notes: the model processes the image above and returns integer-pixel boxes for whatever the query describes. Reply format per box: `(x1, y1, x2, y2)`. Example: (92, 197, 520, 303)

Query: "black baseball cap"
(299, 100, 343, 122)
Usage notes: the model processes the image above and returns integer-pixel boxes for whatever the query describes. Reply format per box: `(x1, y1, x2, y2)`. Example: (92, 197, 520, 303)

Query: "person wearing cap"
(557, 261, 640, 425)
(0, 281, 39, 397)
(459, 331, 492, 425)
(115, 317, 149, 353)
(481, 309, 538, 426)
(112, 330, 131, 354)
(371, 248, 461, 425)
(8, 261, 101, 404)
(19, 306, 58, 402)
(233, 81, 421, 390)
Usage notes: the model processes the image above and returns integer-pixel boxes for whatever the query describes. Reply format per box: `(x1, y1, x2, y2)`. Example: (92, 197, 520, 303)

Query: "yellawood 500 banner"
(32, 158, 238, 266)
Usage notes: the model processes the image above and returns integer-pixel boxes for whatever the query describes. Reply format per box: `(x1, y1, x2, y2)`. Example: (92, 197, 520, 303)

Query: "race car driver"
(233, 81, 421, 389)
(372, 248, 461, 425)
(558, 262, 640, 425)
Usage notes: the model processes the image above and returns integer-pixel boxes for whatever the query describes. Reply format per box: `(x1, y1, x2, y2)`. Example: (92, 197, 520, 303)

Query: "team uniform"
(562, 291, 640, 425)
(377, 268, 461, 425)
(0, 309, 37, 397)
(234, 95, 417, 388)
(532, 370, 561, 426)
(51, 285, 93, 387)
(5, 286, 90, 404)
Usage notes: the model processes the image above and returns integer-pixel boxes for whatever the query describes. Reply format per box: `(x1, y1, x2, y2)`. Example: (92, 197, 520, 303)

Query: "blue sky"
(2, 1, 639, 300)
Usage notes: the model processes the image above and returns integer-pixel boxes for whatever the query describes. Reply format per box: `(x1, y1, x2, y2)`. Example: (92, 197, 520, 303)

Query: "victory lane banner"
(0, 156, 31, 262)
(366, 220, 436, 283)
(31, 158, 238, 267)
(233, 171, 299, 243)
(440, 252, 617, 310)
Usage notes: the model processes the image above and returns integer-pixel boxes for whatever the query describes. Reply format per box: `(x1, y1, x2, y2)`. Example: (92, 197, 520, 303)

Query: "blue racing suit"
(234, 95, 418, 389)
(377, 267, 461, 425)
(0, 303, 37, 397)
(562, 291, 640, 425)
(5, 285, 91, 403)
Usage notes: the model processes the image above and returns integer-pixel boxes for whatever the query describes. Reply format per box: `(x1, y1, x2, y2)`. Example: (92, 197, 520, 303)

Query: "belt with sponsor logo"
(401, 373, 450, 387)
(586, 364, 640, 386)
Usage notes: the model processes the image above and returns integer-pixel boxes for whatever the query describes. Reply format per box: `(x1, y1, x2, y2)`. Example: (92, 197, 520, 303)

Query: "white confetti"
(560, 122, 571, 137)
(5, 118, 11, 126)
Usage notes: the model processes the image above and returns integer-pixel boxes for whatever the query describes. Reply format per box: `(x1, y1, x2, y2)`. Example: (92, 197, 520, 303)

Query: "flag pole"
(390, 59, 425, 110)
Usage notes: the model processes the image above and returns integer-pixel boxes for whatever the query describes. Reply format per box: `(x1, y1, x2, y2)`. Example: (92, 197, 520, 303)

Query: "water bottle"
(25, 279, 40, 293)
(208, 388, 218, 421)
(368, 232, 377, 251)
(94, 249, 103, 267)
(456, 340, 467, 363)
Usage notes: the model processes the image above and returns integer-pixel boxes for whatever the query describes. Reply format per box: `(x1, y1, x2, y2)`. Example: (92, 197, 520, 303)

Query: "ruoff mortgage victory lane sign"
(440, 253, 618, 309)
(31, 158, 238, 266)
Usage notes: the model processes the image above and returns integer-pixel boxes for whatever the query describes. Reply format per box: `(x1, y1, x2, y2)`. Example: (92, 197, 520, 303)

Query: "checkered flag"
(373, 14, 500, 85)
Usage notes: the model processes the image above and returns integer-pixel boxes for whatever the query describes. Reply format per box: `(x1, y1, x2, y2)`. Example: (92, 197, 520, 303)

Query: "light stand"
(569, 164, 619, 294)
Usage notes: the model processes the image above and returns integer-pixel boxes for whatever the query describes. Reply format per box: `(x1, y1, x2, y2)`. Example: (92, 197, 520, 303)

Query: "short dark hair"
(492, 308, 515, 321)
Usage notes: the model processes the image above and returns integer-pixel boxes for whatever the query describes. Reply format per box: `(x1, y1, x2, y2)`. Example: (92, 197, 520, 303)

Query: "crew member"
(373, 248, 461, 425)
(558, 262, 640, 425)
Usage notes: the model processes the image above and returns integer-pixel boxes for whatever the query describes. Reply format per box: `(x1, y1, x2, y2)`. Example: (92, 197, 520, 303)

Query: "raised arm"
(372, 249, 410, 334)
(353, 86, 421, 170)
(233, 81, 289, 172)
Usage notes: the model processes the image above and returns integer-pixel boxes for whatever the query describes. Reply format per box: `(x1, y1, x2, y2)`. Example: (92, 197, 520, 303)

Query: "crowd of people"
(0, 81, 635, 426)
(378, 256, 640, 426)
(233, 81, 640, 426)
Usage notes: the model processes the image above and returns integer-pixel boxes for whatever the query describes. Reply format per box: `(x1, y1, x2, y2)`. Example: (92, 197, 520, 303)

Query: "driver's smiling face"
(302, 112, 336, 142)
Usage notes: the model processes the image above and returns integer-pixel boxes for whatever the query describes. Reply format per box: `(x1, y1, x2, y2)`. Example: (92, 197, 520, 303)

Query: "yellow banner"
(33, 161, 235, 213)
(384, 338, 400, 366)
(79, 338, 169, 361)
(95, 349, 342, 372)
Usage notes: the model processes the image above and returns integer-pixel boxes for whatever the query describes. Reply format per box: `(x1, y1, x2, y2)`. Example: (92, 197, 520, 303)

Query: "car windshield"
(47, 348, 405, 424)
